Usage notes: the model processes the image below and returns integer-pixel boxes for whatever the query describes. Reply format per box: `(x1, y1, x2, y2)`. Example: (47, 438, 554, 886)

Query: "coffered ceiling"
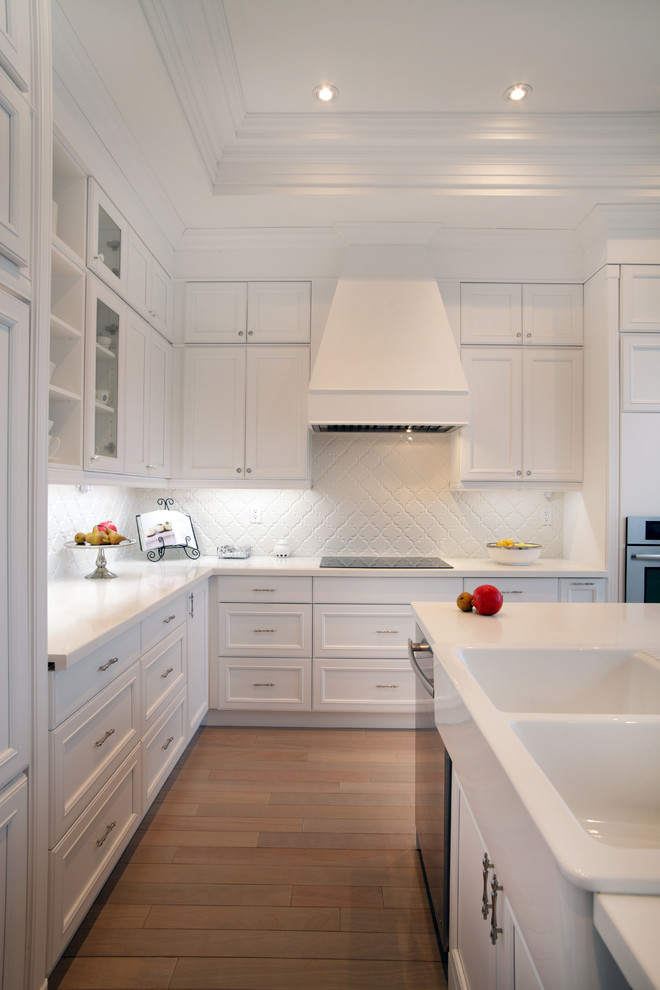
(53, 0, 660, 236)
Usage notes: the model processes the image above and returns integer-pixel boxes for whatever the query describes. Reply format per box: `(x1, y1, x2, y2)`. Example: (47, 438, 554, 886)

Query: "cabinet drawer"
(48, 747, 142, 968)
(219, 657, 312, 711)
(313, 576, 462, 604)
(143, 689, 186, 809)
(142, 625, 186, 730)
(49, 624, 141, 728)
(462, 577, 559, 602)
(49, 664, 141, 847)
(141, 593, 187, 655)
(313, 605, 415, 658)
(312, 660, 415, 713)
(217, 575, 312, 603)
(217, 604, 312, 657)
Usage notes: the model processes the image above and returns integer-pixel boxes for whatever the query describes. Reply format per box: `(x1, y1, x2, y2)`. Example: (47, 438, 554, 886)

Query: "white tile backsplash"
(48, 434, 562, 577)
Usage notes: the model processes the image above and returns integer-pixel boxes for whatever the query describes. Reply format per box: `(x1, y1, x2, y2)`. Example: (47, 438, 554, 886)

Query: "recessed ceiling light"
(313, 84, 339, 104)
(504, 83, 532, 102)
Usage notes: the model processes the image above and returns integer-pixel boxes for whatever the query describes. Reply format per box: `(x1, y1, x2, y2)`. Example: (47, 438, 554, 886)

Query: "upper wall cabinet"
(184, 281, 311, 344)
(87, 179, 129, 296)
(52, 138, 87, 264)
(0, 0, 30, 91)
(0, 68, 31, 268)
(127, 229, 173, 341)
(460, 283, 583, 346)
(84, 276, 127, 473)
(620, 265, 660, 332)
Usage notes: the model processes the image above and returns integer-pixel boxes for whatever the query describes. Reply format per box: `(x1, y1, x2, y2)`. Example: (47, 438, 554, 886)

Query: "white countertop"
(48, 554, 606, 667)
(594, 894, 660, 990)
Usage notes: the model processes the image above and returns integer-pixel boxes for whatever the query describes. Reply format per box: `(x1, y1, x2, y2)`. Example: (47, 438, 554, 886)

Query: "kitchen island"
(412, 601, 660, 990)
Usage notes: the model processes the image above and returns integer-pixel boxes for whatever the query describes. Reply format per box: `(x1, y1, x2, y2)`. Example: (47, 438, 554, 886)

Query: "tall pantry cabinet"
(0, 1, 50, 988)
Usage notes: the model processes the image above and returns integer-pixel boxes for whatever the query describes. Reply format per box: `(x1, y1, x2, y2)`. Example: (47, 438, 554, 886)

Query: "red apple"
(472, 584, 503, 615)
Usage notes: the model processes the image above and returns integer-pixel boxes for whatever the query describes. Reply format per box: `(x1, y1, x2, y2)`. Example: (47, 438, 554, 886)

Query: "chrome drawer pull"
(163, 614, 176, 624)
(252, 588, 275, 592)
(95, 728, 115, 748)
(253, 682, 276, 687)
(490, 875, 504, 944)
(482, 853, 494, 918)
(161, 667, 174, 679)
(376, 629, 400, 634)
(96, 820, 116, 847)
(500, 590, 523, 595)
(98, 656, 119, 672)
(253, 628, 275, 633)
(376, 684, 399, 689)
(161, 735, 175, 751)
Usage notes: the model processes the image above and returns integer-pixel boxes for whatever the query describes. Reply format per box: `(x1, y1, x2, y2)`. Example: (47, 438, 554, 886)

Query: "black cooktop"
(320, 555, 453, 569)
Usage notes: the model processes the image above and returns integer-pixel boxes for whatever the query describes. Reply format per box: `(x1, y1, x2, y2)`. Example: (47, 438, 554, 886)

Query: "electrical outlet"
(542, 507, 553, 526)
(249, 504, 262, 524)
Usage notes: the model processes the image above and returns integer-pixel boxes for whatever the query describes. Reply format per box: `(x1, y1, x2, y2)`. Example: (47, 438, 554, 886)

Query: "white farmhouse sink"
(455, 646, 660, 714)
(510, 719, 660, 849)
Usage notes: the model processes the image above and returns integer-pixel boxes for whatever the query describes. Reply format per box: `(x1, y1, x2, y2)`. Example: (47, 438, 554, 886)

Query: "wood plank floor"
(49, 726, 447, 990)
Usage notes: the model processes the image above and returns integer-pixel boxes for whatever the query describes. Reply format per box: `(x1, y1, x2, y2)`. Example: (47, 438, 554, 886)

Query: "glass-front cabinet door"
(85, 276, 126, 472)
(87, 179, 129, 295)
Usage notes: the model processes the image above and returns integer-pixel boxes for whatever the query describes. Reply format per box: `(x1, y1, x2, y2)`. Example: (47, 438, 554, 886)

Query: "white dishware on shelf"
(48, 419, 54, 434)
(96, 389, 110, 404)
(48, 435, 60, 457)
(49, 360, 56, 382)
(97, 335, 112, 349)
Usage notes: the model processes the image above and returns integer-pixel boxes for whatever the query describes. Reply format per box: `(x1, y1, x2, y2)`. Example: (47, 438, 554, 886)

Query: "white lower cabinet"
(463, 577, 559, 602)
(312, 658, 415, 713)
(0, 773, 28, 990)
(219, 656, 312, 711)
(449, 776, 544, 990)
(559, 578, 607, 603)
(47, 584, 211, 973)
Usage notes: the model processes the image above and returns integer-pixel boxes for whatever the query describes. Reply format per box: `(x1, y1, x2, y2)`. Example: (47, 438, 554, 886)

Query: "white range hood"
(308, 245, 469, 433)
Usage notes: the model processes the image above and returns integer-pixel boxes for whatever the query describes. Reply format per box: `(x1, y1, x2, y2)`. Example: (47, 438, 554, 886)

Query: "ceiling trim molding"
(177, 226, 343, 252)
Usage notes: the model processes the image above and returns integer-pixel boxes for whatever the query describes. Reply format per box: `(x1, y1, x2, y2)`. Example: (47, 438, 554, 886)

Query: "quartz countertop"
(594, 894, 660, 990)
(48, 554, 606, 667)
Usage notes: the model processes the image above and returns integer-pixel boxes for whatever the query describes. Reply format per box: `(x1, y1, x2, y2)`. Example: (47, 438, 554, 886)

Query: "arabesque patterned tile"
(48, 435, 562, 577)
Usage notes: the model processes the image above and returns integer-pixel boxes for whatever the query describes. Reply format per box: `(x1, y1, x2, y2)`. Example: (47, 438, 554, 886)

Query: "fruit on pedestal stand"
(456, 592, 474, 612)
(472, 584, 503, 615)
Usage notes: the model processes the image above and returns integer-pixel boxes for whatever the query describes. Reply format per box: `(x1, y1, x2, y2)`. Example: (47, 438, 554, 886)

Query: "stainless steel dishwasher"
(409, 634, 451, 971)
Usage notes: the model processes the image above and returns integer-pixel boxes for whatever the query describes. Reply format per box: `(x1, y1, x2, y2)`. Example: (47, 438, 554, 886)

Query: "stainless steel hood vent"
(308, 245, 469, 432)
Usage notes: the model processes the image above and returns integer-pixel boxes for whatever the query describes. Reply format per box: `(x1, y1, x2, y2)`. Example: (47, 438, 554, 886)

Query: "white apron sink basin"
(455, 646, 660, 714)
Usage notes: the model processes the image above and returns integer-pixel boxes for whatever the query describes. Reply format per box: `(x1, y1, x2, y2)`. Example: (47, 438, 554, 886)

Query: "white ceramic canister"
(273, 540, 291, 558)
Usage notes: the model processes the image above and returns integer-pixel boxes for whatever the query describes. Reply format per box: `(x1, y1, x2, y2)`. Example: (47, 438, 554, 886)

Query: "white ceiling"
(54, 0, 660, 237)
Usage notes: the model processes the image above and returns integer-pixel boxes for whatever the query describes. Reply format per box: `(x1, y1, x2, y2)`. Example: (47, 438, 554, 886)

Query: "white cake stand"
(64, 539, 137, 579)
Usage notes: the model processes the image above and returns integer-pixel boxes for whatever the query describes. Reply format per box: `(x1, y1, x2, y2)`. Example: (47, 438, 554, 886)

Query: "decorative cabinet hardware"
(93, 253, 105, 263)
(482, 853, 495, 918)
(253, 682, 276, 687)
(253, 628, 275, 634)
(162, 615, 176, 624)
(375, 683, 399, 689)
(160, 667, 174, 679)
(252, 588, 275, 593)
(161, 735, 175, 751)
(376, 629, 399, 634)
(98, 657, 119, 672)
(94, 728, 115, 748)
(489, 875, 504, 944)
(188, 592, 195, 618)
(95, 820, 117, 847)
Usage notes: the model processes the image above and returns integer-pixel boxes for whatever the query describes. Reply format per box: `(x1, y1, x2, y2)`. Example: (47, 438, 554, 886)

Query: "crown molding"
(177, 226, 343, 252)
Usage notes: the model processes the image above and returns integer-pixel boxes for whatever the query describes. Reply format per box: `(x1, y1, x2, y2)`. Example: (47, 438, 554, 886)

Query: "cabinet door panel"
(247, 282, 311, 342)
(523, 349, 583, 483)
(87, 181, 129, 295)
(522, 284, 583, 345)
(217, 604, 312, 657)
(147, 330, 172, 475)
(460, 284, 522, 344)
(0, 291, 29, 786)
(0, 71, 30, 267)
(127, 230, 150, 316)
(85, 278, 127, 473)
(182, 346, 246, 479)
(460, 348, 523, 481)
(245, 345, 310, 480)
(620, 265, 660, 332)
(0, 774, 28, 990)
(184, 282, 247, 343)
(621, 333, 660, 410)
(0, 0, 30, 90)
(186, 585, 209, 735)
(123, 311, 149, 475)
(150, 258, 173, 338)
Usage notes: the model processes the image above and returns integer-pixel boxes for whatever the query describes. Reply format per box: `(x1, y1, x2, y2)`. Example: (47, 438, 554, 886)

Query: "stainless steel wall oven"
(625, 517, 660, 603)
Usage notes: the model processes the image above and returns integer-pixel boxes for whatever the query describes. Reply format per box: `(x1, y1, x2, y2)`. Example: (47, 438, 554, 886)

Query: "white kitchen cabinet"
(186, 585, 209, 736)
(449, 776, 544, 990)
(127, 229, 173, 340)
(620, 333, 660, 411)
(219, 656, 312, 711)
(0, 773, 28, 989)
(453, 347, 583, 485)
(86, 179, 129, 296)
(142, 624, 186, 732)
(312, 658, 415, 713)
(124, 309, 172, 477)
(52, 137, 87, 264)
(143, 688, 186, 808)
(313, 604, 416, 658)
(460, 283, 582, 346)
(0, 289, 30, 788)
(0, 0, 30, 91)
(184, 280, 310, 343)
(463, 577, 559, 602)
(559, 578, 607, 603)
(84, 276, 127, 473)
(620, 265, 660, 332)
(180, 344, 310, 483)
(217, 603, 312, 658)
(0, 67, 31, 268)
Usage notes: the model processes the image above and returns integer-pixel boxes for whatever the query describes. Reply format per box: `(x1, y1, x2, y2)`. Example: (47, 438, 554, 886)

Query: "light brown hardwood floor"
(49, 726, 447, 990)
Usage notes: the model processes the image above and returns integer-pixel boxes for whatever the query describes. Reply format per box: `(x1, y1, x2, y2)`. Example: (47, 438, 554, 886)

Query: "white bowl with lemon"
(486, 539, 542, 565)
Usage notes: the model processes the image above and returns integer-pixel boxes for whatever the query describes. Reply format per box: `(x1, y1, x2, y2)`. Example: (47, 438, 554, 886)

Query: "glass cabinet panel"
(86, 277, 125, 472)
(97, 205, 122, 282)
(87, 179, 128, 294)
